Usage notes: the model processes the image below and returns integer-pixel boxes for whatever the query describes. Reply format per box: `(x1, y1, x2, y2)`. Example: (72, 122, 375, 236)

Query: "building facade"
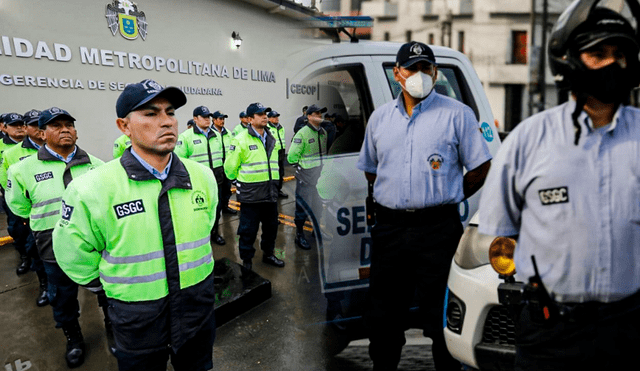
(329, 0, 576, 131)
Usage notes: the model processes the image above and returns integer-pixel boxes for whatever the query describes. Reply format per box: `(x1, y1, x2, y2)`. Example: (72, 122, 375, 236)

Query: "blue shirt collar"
(44, 144, 76, 163)
(194, 125, 211, 136)
(395, 91, 437, 118)
(130, 147, 172, 181)
(28, 137, 41, 150)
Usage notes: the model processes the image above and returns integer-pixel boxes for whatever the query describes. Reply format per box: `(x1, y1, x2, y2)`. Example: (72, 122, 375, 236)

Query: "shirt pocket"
(422, 143, 456, 177)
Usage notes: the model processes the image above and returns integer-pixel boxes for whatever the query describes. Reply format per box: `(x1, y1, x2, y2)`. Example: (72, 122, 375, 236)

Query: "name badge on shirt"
(113, 199, 146, 219)
(308, 138, 315, 143)
(538, 187, 569, 205)
(193, 139, 202, 145)
(34, 171, 54, 182)
(249, 145, 258, 151)
(229, 145, 235, 151)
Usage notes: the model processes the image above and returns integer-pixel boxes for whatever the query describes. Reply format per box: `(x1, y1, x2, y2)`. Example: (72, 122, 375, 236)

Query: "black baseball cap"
(38, 107, 75, 129)
(0, 113, 7, 124)
(246, 103, 271, 117)
(306, 104, 327, 115)
(574, 8, 639, 51)
(239, 111, 247, 118)
(267, 111, 280, 118)
(396, 41, 437, 68)
(23, 109, 41, 125)
(187, 119, 195, 127)
(193, 106, 211, 117)
(4, 113, 24, 126)
(116, 79, 187, 118)
(211, 111, 228, 119)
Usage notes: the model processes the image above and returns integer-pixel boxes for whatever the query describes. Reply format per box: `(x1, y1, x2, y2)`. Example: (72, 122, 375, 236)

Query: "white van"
(282, 35, 501, 355)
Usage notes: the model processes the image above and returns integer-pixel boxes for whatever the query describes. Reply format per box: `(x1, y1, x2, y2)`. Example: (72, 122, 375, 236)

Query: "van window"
(302, 64, 373, 155)
(383, 63, 480, 120)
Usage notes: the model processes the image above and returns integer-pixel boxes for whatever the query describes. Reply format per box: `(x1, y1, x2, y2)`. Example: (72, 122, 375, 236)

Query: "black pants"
(294, 179, 321, 230)
(366, 205, 462, 371)
(115, 314, 215, 371)
(43, 261, 80, 327)
(237, 202, 278, 261)
(515, 292, 640, 370)
(212, 168, 226, 235)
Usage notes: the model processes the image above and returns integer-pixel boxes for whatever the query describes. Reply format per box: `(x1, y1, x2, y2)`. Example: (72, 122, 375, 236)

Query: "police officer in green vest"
(113, 133, 131, 159)
(288, 104, 328, 250)
(211, 110, 237, 216)
(267, 110, 288, 199)
(6, 107, 105, 368)
(224, 102, 284, 270)
(0, 113, 32, 275)
(1, 109, 49, 306)
(232, 110, 249, 137)
(53, 79, 218, 371)
(175, 105, 226, 246)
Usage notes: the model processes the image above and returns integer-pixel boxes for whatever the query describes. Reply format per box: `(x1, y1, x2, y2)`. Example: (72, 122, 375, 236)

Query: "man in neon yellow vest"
(211, 110, 237, 216)
(174, 105, 226, 246)
(1, 109, 49, 307)
(0, 113, 30, 274)
(267, 110, 288, 199)
(6, 107, 105, 368)
(53, 79, 218, 371)
(288, 104, 328, 250)
(224, 102, 284, 270)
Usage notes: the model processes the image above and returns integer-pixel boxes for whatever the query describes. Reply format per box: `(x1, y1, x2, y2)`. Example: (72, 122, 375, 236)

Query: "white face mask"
(398, 70, 434, 99)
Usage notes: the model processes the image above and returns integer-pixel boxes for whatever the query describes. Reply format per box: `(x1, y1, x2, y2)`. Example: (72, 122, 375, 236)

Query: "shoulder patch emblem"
(193, 139, 202, 145)
(308, 138, 315, 143)
(229, 145, 235, 151)
(294, 138, 302, 144)
(249, 145, 258, 151)
(538, 187, 569, 205)
(61, 201, 74, 221)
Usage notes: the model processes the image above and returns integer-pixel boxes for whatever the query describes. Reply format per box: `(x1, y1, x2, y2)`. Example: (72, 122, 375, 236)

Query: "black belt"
(375, 204, 458, 225)
(557, 290, 640, 323)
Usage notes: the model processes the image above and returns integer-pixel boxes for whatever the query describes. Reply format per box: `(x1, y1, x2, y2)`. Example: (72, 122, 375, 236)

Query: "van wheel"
(323, 323, 350, 356)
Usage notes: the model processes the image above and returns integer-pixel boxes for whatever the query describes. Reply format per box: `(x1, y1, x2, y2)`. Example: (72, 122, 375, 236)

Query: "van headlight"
(488, 237, 517, 277)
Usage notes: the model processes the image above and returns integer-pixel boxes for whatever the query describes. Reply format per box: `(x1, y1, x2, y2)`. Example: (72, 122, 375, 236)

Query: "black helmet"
(548, 0, 640, 145)
(549, 0, 640, 89)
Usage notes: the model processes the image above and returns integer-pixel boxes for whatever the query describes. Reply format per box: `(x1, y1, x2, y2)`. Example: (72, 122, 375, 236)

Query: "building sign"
(106, 0, 148, 41)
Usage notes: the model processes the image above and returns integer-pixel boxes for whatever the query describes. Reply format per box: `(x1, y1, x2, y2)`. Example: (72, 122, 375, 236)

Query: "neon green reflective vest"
(232, 122, 249, 137)
(0, 136, 20, 179)
(268, 123, 286, 152)
(288, 123, 327, 169)
(6, 146, 103, 261)
(0, 137, 39, 189)
(224, 126, 279, 203)
(175, 126, 223, 169)
(53, 151, 218, 303)
(113, 134, 131, 159)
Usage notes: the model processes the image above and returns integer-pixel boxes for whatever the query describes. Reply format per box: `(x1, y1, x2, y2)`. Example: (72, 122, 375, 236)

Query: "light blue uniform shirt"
(479, 101, 640, 303)
(130, 147, 172, 181)
(357, 92, 492, 209)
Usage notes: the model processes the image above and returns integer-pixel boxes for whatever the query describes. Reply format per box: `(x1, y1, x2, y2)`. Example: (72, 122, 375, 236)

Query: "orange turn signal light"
(489, 237, 517, 276)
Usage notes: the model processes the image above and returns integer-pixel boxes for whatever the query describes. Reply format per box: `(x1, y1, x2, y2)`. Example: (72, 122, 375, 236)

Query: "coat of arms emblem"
(106, 0, 147, 40)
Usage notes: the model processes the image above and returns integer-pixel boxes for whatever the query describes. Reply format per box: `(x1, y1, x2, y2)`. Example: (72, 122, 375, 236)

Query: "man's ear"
(393, 66, 403, 83)
(116, 117, 131, 137)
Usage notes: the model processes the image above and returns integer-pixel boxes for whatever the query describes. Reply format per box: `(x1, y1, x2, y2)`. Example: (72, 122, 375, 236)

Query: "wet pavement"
(0, 166, 436, 371)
